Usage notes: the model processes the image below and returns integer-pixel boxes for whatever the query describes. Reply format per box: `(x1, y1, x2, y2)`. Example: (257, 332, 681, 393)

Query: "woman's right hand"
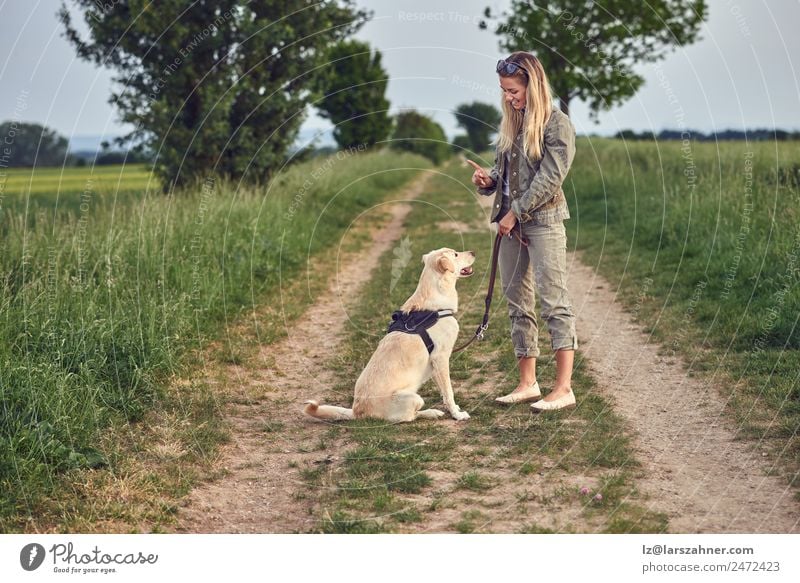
(466, 159, 494, 188)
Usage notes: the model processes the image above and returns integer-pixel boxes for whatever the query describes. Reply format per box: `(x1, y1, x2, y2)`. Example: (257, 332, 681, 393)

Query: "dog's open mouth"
(460, 266, 474, 277)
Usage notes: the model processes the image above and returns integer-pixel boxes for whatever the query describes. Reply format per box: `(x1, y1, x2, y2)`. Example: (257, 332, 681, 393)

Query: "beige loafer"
(495, 382, 541, 404)
(531, 390, 576, 412)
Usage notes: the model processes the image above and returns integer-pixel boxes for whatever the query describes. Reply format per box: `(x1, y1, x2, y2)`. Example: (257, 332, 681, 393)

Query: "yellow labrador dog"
(303, 248, 475, 423)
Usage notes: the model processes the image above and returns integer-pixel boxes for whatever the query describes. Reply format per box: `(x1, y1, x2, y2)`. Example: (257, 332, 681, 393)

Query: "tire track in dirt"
(567, 253, 800, 533)
(173, 172, 434, 533)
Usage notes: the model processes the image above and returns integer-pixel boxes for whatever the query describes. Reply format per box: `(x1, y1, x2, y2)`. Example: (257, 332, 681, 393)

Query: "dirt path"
(174, 172, 434, 533)
(567, 253, 800, 533)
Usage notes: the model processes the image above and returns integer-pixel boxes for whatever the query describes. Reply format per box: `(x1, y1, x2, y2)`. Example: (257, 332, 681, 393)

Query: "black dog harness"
(386, 309, 455, 354)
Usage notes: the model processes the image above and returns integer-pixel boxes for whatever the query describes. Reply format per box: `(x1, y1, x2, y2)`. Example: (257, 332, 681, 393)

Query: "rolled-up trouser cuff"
(551, 335, 578, 352)
(514, 345, 540, 359)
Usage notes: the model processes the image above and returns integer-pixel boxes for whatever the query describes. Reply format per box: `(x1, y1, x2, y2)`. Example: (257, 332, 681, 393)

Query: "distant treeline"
(0, 121, 152, 168)
(69, 148, 153, 166)
(614, 128, 800, 141)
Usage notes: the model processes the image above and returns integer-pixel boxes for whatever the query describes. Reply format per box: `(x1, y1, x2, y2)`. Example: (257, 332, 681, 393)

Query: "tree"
(59, 1, 368, 193)
(0, 122, 69, 167)
(451, 134, 472, 153)
(454, 102, 501, 153)
(390, 111, 450, 165)
(481, 1, 708, 119)
(614, 129, 641, 140)
(315, 40, 392, 150)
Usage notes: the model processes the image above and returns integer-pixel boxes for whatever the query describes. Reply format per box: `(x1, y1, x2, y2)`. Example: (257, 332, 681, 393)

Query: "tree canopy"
(454, 102, 501, 154)
(0, 122, 69, 167)
(315, 40, 392, 150)
(58, 0, 369, 192)
(481, 0, 708, 119)
(390, 111, 450, 165)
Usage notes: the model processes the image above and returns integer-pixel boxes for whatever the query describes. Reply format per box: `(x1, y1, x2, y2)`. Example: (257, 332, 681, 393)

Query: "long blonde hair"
(495, 51, 554, 161)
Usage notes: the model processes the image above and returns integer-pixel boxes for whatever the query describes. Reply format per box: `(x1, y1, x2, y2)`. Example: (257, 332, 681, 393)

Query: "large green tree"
(454, 102, 501, 153)
(390, 111, 449, 165)
(315, 40, 392, 150)
(0, 122, 69, 167)
(58, 1, 368, 192)
(481, 0, 708, 118)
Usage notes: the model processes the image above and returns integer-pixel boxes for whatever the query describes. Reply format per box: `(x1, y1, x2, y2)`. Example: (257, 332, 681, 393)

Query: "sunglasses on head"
(496, 58, 528, 76)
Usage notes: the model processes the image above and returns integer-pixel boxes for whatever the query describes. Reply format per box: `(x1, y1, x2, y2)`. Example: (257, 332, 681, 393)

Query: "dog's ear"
(421, 252, 429, 264)
(436, 254, 456, 274)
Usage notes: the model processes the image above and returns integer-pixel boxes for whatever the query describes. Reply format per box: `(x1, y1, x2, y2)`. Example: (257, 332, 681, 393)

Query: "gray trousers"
(497, 201, 578, 358)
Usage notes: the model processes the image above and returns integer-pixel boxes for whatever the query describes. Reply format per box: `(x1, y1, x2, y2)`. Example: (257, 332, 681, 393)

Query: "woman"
(467, 51, 578, 412)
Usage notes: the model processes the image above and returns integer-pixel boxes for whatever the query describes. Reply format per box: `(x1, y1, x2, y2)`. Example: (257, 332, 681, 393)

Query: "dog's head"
(401, 248, 476, 313)
(422, 248, 475, 280)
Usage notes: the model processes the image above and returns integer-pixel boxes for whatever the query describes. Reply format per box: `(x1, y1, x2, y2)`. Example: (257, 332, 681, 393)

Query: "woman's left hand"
(498, 211, 517, 236)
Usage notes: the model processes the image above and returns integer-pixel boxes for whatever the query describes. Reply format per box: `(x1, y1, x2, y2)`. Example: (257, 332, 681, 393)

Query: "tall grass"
(0, 150, 431, 527)
(567, 137, 800, 475)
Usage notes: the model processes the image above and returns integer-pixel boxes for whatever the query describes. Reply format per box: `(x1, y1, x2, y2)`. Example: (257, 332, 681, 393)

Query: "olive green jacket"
(477, 108, 576, 224)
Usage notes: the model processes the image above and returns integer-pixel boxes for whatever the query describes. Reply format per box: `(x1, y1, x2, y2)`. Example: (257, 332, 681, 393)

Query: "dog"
(303, 248, 475, 423)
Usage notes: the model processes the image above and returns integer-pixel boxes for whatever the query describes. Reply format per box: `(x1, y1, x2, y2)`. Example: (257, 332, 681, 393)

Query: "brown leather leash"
(453, 228, 528, 353)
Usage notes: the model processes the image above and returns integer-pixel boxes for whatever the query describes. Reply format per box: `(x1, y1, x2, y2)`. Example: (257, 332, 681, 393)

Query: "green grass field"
(0, 151, 432, 530)
(0, 164, 153, 215)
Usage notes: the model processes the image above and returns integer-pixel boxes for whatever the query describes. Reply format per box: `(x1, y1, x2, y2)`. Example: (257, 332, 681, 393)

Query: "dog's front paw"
(452, 410, 470, 421)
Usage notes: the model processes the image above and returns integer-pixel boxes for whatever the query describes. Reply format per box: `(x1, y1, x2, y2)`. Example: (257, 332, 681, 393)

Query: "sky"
(1, 0, 798, 150)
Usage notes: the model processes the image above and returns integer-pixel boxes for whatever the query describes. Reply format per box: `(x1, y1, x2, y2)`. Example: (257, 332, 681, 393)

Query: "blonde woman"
(467, 51, 578, 412)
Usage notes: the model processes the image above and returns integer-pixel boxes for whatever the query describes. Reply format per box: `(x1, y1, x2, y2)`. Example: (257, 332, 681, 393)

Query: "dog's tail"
(303, 400, 354, 421)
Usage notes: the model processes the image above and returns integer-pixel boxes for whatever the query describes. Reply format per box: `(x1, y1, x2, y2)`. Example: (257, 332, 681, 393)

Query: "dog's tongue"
(460, 266, 474, 276)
